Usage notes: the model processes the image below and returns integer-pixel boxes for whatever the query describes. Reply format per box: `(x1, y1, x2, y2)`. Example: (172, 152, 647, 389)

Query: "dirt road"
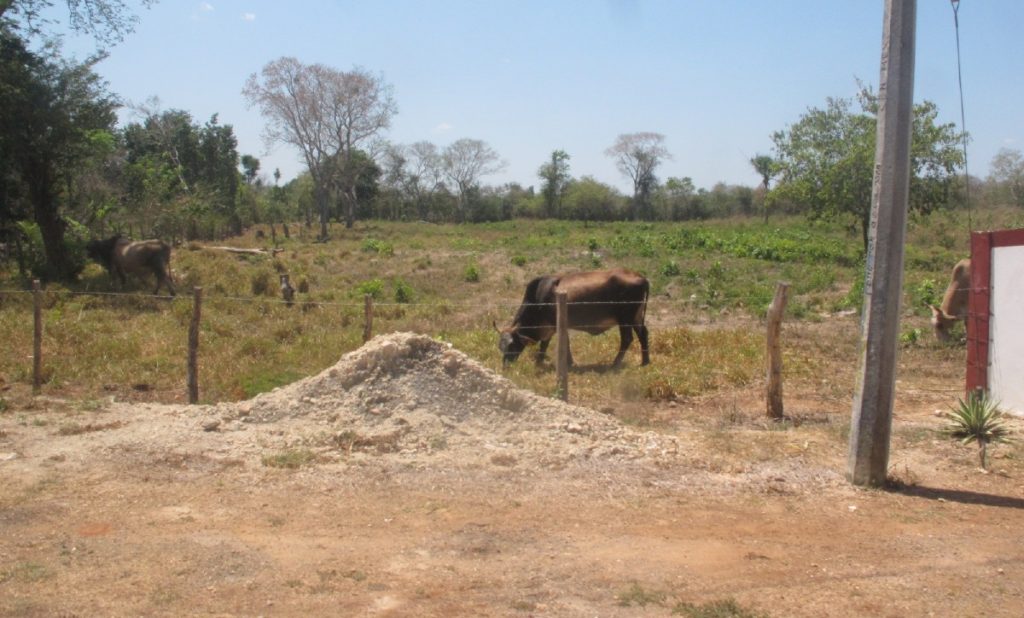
(2, 333, 1023, 616)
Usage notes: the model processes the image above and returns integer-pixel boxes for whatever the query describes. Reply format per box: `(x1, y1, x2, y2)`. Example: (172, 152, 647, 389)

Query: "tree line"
(2, 1, 1023, 283)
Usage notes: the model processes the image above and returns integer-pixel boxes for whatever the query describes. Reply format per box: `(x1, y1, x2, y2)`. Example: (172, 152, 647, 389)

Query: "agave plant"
(945, 390, 1012, 469)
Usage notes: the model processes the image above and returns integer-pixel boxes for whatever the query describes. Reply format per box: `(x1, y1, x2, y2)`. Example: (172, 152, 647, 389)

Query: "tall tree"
(0, 29, 118, 280)
(441, 138, 505, 222)
(240, 154, 260, 186)
(121, 108, 241, 238)
(0, 0, 155, 48)
(749, 154, 777, 222)
(537, 149, 570, 218)
(561, 176, 625, 222)
(242, 58, 396, 238)
(987, 148, 1024, 207)
(771, 87, 964, 249)
(605, 132, 670, 220)
(406, 141, 443, 221)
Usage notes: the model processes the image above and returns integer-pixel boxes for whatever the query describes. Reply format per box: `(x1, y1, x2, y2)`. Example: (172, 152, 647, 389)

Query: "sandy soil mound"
(7, 332, 844, 493)
(200, 332, 683, 469)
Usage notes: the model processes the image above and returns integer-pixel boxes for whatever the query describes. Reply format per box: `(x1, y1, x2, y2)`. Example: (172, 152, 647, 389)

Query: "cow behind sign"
(929, 258, 970, 342)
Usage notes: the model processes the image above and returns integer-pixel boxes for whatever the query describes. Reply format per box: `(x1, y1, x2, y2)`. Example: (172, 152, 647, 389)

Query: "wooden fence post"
(556, 291, 569, 402)
(32, 279, 42, 394)
(187, 286, 203, 404)
(766, 282, 790, 419)
(363, 294, 374, 343)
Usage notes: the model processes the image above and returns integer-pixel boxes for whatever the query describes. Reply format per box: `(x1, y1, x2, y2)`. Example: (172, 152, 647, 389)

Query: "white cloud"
(242, 12, 256, 21)
(432, 122, 453, 134)
(199, 2, 214, 11)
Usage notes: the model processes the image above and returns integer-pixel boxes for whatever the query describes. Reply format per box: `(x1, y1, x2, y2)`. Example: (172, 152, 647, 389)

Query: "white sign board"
(989, 245, 1024, 416)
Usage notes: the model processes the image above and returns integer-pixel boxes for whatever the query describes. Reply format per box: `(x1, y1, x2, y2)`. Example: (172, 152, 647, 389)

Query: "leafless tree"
(605, 132, 671, 220)
(0, 0, 156, 48)
(441, 138, 506, 221)
(406, 141, 444, 220)
(242, 57, 396, 238)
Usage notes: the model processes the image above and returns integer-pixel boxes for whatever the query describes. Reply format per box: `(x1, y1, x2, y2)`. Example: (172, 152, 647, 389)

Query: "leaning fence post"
(363, 294, 374, 343)
(32, 279, 42, 394)
(556, 291, 569, 402)
(766, 282, 790, 419)
(187, 286, 203, 404)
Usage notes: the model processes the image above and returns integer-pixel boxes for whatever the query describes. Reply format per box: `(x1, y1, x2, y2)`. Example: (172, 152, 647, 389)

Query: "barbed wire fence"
(0, 281, 968, 410)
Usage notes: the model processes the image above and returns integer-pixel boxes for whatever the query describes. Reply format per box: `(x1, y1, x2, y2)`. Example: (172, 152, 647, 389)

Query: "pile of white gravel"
(201, 332, 683, 469)
(4, 332, 851, 495)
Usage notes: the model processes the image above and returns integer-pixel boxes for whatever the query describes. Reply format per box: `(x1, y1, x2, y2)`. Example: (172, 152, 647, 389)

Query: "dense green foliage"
(770, 87, 965, 248)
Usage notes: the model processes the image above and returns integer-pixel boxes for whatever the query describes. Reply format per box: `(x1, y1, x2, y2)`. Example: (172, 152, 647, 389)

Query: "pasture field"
(0, 210, 1001, 405)
(2, 211, 1024, 617)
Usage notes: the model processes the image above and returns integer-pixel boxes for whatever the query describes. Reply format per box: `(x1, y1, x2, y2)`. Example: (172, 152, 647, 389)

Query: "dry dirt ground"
(2, 331, 1023, 617)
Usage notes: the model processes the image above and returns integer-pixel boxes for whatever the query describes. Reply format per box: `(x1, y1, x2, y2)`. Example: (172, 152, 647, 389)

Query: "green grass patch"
(261, 448, 318, 469)
(672, 598, 768, 617)
(616, 581, 667, 607)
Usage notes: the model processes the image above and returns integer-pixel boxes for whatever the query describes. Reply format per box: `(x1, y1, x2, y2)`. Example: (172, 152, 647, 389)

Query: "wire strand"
(951, 0, 972, 231)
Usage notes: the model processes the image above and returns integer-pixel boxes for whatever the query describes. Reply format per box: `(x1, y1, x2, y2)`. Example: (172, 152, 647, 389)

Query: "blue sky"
(56, 1, 1023, 193)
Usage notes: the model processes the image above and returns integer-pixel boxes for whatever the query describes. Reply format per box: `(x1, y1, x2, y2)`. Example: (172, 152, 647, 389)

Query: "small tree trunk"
(346, 185, 357, 229)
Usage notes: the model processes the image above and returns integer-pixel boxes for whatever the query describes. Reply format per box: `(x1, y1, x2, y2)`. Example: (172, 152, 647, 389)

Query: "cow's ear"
(928, 304, 942, 317)
(536, 276, 560, 302)
(517, 332, 537, 344)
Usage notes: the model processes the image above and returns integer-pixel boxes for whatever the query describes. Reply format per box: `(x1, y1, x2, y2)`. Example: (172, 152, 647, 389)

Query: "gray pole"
(848, 0, 917, 486)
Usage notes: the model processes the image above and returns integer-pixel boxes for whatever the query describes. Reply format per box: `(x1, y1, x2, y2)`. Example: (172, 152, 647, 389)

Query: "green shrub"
(511, 255, 527, 267)
(394, 278, 414, 303)
(355, 278, 385, 299)
(361, 238, 394, 256)
(661, 260, 681, 277)
(250, 271, 273, 296)
(911, 277, 939, 311)
(464, 263, 480, 283)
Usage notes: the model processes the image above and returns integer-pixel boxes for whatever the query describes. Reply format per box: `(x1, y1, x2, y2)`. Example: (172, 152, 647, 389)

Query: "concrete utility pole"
(848, 0, 917, 486)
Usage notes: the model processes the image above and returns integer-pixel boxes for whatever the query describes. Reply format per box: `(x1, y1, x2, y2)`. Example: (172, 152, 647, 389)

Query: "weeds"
(361, 238, 395, 256)
(0, 562, 51, 584)
(261, 448, 318, 469)
(616, 581, 666, 607)
(672, 598, 768, 617)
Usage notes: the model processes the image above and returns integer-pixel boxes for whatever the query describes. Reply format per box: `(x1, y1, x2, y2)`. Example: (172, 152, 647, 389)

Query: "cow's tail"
(637, 278, 649, 327)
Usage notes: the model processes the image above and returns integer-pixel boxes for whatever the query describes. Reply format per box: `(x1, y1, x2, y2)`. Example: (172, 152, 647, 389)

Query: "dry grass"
(0, 211, 1010, 414)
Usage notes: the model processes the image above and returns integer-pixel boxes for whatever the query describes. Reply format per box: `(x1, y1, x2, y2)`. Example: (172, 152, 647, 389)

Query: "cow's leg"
(164, 267, 176, 297)
(634, 323, 651, 365)
(612, 325, 634, 367)
(155, 271, 175, 297)
(535, 339, 550, 365)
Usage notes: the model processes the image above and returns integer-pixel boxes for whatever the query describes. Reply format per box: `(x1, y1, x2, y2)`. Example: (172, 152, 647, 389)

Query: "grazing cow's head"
(929, 304, 959, 342)
(85, 235, 121, 271)
(496, 325, 534, 366)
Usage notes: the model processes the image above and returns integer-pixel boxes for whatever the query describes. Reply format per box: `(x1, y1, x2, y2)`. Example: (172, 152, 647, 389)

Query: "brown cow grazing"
(498, 268, 650, 367)
(929, 258, 970, 342)
(86, 234, 176, 296)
